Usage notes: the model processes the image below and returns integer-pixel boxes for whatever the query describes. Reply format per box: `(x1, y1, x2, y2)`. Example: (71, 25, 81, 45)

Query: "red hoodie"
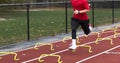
(71, 0, 90, 20)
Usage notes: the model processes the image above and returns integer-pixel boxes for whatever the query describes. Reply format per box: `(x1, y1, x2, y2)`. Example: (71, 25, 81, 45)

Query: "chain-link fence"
(0, 1, 120, 46)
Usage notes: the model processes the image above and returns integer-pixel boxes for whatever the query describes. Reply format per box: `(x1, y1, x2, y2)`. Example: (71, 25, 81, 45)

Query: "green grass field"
(0, 8, 120, 46)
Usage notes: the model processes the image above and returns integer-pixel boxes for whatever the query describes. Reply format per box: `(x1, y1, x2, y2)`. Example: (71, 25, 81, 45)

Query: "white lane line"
(75, 45, 120, 63)
(22, 41, 97, 63)
(22, 35, 115, 63)
(105, 52, 120, 55)
(21, 41, 94, 63)
(22, 49, 69, 63)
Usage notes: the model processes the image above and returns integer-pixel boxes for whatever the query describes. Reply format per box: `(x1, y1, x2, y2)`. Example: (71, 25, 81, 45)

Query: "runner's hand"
(74, 10, 79, 14)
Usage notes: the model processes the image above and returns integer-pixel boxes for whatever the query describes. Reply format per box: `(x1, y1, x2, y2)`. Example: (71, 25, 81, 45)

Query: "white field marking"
(105, 52, 120, 55)
(75, 45, 120, 63)
(21, 34, 117, 63)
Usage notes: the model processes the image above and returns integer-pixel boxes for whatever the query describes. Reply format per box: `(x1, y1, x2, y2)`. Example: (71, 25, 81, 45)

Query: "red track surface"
(0, 29, 120, 63)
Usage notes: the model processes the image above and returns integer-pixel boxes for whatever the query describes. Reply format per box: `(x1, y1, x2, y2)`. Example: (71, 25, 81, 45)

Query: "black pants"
(71, 17, 90, 39)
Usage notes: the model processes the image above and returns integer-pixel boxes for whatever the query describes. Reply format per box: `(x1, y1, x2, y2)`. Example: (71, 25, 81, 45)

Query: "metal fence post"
(26, 4, 30, 41)
(65, 1, 68, 33)
(92, 0, 95, 27)
(112, 0, 114, 24)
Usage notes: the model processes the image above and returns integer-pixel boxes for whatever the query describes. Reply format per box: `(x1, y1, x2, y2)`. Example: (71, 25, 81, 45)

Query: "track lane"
(0, 30, 119, 63)
(26, 37, 120, 63)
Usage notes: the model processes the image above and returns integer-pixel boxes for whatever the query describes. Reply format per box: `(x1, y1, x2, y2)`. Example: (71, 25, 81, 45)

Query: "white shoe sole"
(69, 46, 77, 50)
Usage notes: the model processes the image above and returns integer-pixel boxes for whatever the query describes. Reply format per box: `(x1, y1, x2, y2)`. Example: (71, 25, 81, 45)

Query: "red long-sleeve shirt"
(71, 0, 90, 20)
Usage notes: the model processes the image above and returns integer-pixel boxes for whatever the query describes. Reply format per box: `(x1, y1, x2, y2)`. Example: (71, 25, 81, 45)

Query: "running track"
(0, 28, 120, 63)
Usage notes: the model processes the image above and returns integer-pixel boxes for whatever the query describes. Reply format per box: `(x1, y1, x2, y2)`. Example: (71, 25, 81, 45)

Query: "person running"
(69, 0, 92, 50)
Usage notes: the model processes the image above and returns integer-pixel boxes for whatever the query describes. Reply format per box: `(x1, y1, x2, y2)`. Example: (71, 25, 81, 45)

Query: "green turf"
(0, 8, 120, 46)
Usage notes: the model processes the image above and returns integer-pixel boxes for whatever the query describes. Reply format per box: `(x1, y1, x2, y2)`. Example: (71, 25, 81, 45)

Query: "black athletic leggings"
(71, 17, 90, 39)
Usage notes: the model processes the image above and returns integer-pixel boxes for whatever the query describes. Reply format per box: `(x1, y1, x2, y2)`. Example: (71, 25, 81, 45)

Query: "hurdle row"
(33, 25, 120, 63)
(0, 36, 91, 62)
(0, 25, 120, 63)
